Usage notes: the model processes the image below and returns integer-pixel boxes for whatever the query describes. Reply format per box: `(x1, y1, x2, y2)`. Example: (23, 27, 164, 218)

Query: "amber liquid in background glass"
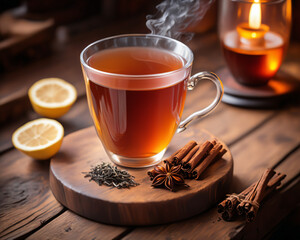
(87, 47, 187, 158)
(222, 31, 285, 86)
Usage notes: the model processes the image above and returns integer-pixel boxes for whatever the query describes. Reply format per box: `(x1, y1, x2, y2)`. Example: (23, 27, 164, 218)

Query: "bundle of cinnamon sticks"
(148, 140, 227, 181)
(218, 168, 286, 222)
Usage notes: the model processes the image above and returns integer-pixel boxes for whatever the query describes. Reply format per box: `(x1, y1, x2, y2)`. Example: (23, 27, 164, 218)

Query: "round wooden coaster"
(50, 126, 233, 226)
(217, 68, 299, 108)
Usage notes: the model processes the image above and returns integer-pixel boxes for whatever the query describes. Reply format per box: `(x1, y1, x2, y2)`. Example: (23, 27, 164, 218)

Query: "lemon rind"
(12, 118, 64, 151)
(28, 78, 77, 108)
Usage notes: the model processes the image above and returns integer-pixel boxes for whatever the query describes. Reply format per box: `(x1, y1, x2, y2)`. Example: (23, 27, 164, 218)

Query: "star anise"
(151, 162, 188, 191)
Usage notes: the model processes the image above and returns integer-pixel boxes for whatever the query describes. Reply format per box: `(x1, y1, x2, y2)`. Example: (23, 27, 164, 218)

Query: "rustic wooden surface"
(50, 127, 233, 226)
(0, 13, 300, 240)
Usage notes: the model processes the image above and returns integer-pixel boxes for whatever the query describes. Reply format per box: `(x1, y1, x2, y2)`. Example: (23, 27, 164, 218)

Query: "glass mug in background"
(80, 34, 223, 168)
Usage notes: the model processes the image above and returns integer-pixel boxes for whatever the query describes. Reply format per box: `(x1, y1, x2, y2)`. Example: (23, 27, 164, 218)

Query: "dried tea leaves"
(83, 162, 139, 189)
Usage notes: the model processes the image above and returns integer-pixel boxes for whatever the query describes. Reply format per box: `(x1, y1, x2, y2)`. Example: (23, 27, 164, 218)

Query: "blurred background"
(0, 2, 299, 238)
(0, 0, 299, 128)
(0, 0, 299, 72)
(0, 0, 158, 72)
(0, 0, 299, 123)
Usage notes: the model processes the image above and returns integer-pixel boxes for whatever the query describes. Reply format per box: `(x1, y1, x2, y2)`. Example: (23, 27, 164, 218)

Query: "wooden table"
(1, 15, 299, 240)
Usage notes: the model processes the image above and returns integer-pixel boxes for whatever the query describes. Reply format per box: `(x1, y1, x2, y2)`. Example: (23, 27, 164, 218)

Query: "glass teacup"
(80, 34, 223, 168)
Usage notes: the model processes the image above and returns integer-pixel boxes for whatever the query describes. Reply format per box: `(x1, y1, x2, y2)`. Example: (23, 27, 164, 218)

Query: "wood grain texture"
(0, 150, 63, 239)
(27, 210, 128, 240)
(0, 78, 275, 155)
(0, 10, 298, 239)
(0, 88, 30, 125)
(233, 148, 300, 240)
(182, 82, 275, 145)
(0, 15, 149, 100)
(0, 81, 277, 237)
(0, 96, 92, 154)
(50, 126, 233, 226)
(122, 106, 300, 239)
(0, 83, 277, 237)
(231, 106, 300, 191)
(0, 18, 54, 71)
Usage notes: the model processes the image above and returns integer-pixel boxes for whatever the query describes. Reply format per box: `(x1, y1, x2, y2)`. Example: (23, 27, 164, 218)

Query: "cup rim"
(80, 33, 193, 79)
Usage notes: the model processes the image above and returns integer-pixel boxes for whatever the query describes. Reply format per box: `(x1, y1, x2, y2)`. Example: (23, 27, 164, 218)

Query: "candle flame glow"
(249, 0, 261, 29)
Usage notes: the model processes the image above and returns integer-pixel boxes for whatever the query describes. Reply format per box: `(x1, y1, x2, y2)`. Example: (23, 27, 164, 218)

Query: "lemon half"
(12, 118, 64, 160)
(28, 78, 77, 118)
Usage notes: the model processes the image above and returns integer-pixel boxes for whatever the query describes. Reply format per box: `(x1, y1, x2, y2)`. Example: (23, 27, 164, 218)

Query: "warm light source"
(220, 0, 291, 87)
(249, 0, 261, 29)
(236, 0, 269, 44)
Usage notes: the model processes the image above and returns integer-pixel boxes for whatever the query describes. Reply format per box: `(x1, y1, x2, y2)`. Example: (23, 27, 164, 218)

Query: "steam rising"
(146, 0, 214, 42)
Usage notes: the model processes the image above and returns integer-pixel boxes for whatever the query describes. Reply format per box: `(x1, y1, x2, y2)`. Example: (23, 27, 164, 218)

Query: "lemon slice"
(28, 78, 77, 118)
(12, 118, 64, 160)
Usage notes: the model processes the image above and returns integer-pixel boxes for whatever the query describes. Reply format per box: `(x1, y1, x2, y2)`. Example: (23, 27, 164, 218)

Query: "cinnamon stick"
(181, 144, 200, 167)
(163, 148, 181, 165)
(218, 183, 255, 214)
(237, 168, 275, 217)
(184, 141, 213, 172)
(246, 171, 284, 222)
(218, 170, 286, 222)
(192, 143, 223, 180)
(223, 173, 284, 214)
(228, 183, 255, 212)
(266, 173, 286, 192)
(237, 175, 261, 215)
(222, 210, 236, 222)
(182, 170, 193, 179)
(217, 200, 228, 213)
(213, 148, 227, 163)
(173, 140, 197, 165)
(254, 168, 276, 202)
(246, 168, 275, 211)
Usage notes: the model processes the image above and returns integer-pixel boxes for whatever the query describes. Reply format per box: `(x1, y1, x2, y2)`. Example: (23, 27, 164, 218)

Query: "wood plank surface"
(0, 150, 63, 239)
(27, 211, 128, 240)
(122, 106, 300, 239)
(180, 76, 276, 146)
(0, 96, 92, 154)
(0, 88, 30, 124)
(0, 70, 279, 238)
(49, 127, 233, 225)
(0, 15, 149, 127)
(234, 148, 300, 240)
(231, 106, 300, 191)
(0, 10, 299, 240)
(0, 16, 143, 98)
(1, 92, 297, 239)
(0, 79, 275, 154)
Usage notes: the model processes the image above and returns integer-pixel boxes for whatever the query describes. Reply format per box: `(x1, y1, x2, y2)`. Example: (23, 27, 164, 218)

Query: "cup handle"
(177, 71, 224, 133)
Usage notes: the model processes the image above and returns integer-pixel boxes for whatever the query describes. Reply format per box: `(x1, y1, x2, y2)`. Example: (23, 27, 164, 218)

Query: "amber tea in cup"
(88, 47, 186, 157)
(81, 34, 223, 168)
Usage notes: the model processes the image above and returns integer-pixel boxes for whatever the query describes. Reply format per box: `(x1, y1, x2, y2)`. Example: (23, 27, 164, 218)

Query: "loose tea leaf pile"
(83, 162, 139, 189)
